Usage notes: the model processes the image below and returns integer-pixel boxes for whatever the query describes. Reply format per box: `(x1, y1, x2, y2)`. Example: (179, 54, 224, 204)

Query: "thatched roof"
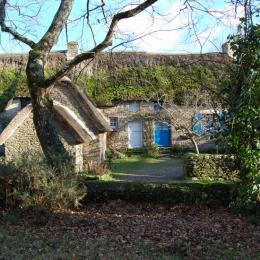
(0, 104, 33, 145)
(53, 78, 111, 133)
(90, 52, 232, 74)
(0, 79, 111, 145)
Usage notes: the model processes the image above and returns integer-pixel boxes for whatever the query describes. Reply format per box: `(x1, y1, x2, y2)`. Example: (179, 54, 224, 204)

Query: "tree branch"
(0, 0, 36, 48)
(44, 0, 158, 88)
(37, 0, 74, 51)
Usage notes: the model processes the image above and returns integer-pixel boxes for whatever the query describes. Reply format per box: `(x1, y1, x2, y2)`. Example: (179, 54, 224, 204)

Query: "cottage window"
(192, 113, 215, 136)
(129, 102, 140, 112)
(109, 117, 118, 130)
(154, 103, 162, 112)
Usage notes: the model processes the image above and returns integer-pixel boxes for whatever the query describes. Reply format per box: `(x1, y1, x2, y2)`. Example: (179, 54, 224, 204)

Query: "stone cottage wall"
(82, 133, 106, 168)
(103, 101, 218, 152)
(5, 114, 43, 160)
(4, 113, 84, 171)
(102, 101, 155, 150)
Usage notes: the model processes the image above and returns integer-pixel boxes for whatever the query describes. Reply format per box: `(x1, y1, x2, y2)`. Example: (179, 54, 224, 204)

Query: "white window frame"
(109, 117, 118, 130)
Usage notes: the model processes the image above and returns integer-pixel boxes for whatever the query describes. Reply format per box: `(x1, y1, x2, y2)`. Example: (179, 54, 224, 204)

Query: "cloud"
(114, 1, 245, 53)
(115, 1, 186, 52)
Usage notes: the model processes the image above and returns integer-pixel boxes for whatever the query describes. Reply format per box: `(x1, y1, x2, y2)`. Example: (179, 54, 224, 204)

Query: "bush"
(184, 153, 239, 181)
(106, 149, 127, 160)
(144, 144, 160, 158)
(230, 182, 260, 214)
(0, 156, 86, 212)
(86, 161, 111, 176)
(84, 181, 235, 207)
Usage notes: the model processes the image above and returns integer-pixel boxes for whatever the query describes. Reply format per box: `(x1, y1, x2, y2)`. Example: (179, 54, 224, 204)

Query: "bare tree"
(141, 85, 222, 154)
(0, 0, 157, 167)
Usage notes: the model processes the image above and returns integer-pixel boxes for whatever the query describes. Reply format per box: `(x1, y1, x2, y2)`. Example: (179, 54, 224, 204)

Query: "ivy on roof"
(0, 63, 227, 111)
(75, 64, 222, 106)
(0, 69, 28, 111)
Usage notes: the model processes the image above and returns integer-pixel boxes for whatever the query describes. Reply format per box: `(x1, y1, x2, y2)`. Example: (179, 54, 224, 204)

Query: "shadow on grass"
(111, 156, 184, 182)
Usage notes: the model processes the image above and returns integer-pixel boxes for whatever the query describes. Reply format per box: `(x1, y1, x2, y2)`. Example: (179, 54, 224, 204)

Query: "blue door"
(154, 122, 171, 147)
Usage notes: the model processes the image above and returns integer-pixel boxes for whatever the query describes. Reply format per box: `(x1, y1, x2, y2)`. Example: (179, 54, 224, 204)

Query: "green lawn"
(108, 156, 184, 182)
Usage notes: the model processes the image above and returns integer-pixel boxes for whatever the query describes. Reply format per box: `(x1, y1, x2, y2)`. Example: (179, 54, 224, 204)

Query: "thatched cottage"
(0, 42, 232, 155)
(0, 78, 111, 172)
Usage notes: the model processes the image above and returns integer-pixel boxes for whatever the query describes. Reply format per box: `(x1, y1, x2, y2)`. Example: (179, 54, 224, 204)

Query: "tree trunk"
(190, 136, 200, 155)
(184, 128, 200, 155)
(26, 51, 72, 169)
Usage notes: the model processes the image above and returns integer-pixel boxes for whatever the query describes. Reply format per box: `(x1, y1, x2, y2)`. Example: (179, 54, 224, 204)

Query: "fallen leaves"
(0, 201, 259, 259)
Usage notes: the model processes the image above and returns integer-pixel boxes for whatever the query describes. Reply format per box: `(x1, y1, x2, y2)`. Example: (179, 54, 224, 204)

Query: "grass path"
(111, 156, 184, 182)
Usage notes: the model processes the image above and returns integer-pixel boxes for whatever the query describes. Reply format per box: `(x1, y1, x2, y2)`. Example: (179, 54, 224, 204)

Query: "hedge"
(84, 181, 235, 207)
(184, 153, 239, 181)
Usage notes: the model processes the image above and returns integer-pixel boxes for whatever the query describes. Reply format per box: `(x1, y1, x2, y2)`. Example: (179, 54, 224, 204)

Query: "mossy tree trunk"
(26, 51, 71, 167)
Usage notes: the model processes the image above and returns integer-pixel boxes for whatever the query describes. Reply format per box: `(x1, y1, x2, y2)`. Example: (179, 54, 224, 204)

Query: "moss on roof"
(0, 69, 28, 111)
(0, 59, 229, 111)
(75, 63, 226, 106)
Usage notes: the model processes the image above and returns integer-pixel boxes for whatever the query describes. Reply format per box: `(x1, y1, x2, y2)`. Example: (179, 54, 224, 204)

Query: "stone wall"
(102, 101, 155, 150)
(102, 101, 218, 152)
(82, 133, 106, 168)
(5, 113, 44, 160)
(4, 113, 84, 172)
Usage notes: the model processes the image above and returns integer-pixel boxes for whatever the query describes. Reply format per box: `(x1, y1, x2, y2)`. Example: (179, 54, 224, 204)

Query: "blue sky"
(0, 0, 252, 54)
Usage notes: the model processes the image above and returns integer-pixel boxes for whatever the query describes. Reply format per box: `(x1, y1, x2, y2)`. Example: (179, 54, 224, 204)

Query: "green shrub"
(126, 148, 147, 156)
(105, 149, 127, 169)
(230, 181, 260, 214)
(0, 156, 85, 212)
(144, 144, 160, 158)
(184, 153, 239, 181)
(84, 181, 235, 207)
(86, 161, 111, 176)
(106, 149, 127, 160)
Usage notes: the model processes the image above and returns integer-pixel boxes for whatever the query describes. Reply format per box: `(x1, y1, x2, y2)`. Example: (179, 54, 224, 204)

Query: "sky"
(0, 0, 254, 54)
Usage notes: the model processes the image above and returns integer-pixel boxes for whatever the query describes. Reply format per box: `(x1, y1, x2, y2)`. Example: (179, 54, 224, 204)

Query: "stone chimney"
(222, 42, 233, 57)
(66, 41, 79, 60)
